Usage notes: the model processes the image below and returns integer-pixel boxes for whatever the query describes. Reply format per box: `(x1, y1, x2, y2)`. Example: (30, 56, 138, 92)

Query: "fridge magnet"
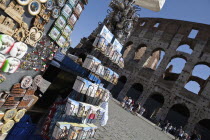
(25, 27, 43, 47)
(1, 120, 15, 134)
(56, 35, 67, 48)
(46, 0, 54, 10)
(52, 6, 61, 19)
(57, 0, 66, 7)
(21, 76, 33, 89)
(17, 0, 31, 5)
(0, 15, 16, 36)
(68, 14, 77, 28)
(74, 2, 83, 16)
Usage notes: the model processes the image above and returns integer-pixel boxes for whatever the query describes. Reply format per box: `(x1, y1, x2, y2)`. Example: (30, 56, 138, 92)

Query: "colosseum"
(71, 17, 210, 139)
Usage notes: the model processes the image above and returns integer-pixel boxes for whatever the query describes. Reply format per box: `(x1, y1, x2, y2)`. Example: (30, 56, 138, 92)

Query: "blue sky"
(71, 0, 210, 94)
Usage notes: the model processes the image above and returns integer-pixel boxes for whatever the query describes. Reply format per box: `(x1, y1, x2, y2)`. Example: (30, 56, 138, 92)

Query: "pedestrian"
(190, 130, 198, 140)
(171, 126, 176, 135)
(139, 107, 145, 115)
(126, 97, 132, 108)
(163, 122, 170, 132)
(167, 124, 173, 133)
(121, 96, 128, 108)
(178, 127, 184, 139)
(182, 133, 189, 140)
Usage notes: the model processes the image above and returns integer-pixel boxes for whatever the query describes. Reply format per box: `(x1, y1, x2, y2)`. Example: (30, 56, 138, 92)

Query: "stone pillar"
(137, 48, 152, 68)
(106, 83, 114, 91)
(155, 102, 171, 122)
(117, 81, 133, 101)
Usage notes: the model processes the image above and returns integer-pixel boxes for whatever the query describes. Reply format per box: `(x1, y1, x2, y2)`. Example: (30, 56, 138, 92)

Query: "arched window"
(165, 57, 187, 74)
(126, 83, 143, 101)
(184, 81, 201, 94)
(122, 41, 133, 59)
(176, 44, 193, 54)
(195, 119, 210, 140)
(143, 93, 164, 120)
(165, 104, 190, 128)
(143, 49, 165, 70)
(111, 76, 127, 99)
(134, 44, 147, 60)
(192, 64, 210, 80)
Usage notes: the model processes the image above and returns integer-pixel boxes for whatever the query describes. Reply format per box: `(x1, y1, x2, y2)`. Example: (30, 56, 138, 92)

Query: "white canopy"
(135, 0, 166, 12)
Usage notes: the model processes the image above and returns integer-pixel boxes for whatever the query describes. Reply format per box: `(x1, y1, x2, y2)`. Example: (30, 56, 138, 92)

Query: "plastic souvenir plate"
(0, 54, 5, 68)
(57, 0, 66, 7)
(74, 3, 83, 16)
(39, 0, 48, 3)
(62, 25, 72, 37)
(49, 27, 61, 41)
(68, 0, 77, 8)
(62, 4, 72, 18)
(1, 57, 21, 73)
(21, 76, 33, 89)
(55, 16, 66, 29)
(28, 0, 42, 16)
(17, 0, 30, 5)
(56, 36, 67, 48)
(14, 109, 27, 122)
(0, 74, 6, 84)
(46, 0, 54, 10)
(68, 14, 77, 28)
(3, 109, 17, 121)
(52, 6, 61, 19)
(0, 34, 15, 54)
(1, 120, 15, 134)
(10, 42, 28, 59)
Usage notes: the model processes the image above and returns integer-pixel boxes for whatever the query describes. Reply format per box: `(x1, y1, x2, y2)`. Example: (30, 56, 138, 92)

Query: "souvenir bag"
(67, 123, 82, 140)
(87, 124, 97, 138)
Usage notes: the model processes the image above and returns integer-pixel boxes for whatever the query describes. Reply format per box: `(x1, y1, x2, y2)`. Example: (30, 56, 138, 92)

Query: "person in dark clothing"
(190, 130, 198, 140)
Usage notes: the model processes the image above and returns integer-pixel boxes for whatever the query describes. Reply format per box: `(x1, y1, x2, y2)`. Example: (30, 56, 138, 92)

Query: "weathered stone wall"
(108, 18, 210, 134)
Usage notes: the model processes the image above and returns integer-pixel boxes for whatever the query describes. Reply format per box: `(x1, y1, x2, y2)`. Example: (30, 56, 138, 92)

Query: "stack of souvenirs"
(0, 75, 50, 134)
(93, 26, 124, 68)
(0, 35, 28, 74)
(82, 55, 119, 85)
(49, 0, 86, 48)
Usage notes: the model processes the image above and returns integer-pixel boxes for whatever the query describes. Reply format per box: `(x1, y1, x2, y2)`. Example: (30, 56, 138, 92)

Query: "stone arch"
(184, 81, 201, 95)
(176, 44, 193, 54)
(143, 93, 165, 121)
(165, 56, 187, 74)
(122, 41, 133, 58)
(126, 83, 143, 102)
(143, 48, 165, 70)
(134, 44, 147, 61)
(194, 119, 210, 140)
(192, 64, 210, 80)
(165, 103, 190, 127)
(111, 76, 127, 99)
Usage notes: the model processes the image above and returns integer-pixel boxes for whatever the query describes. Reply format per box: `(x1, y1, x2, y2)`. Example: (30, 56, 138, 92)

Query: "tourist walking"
(121, 96, 128, 108)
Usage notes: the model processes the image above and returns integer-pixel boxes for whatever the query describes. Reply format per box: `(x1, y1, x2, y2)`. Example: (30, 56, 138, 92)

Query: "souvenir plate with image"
(74, 3, 83, 16)
(68, 0, 78, 8)
(55, 16, 67, 29)
(62, 25, 72, 37)
(112, 38, 123, 53)
(99, 25, 114, 43)
(62, 4, 72, 18)
(49, 27, 61, 41)
(68, 14, 77, 28)
(56, 35, 67, 48)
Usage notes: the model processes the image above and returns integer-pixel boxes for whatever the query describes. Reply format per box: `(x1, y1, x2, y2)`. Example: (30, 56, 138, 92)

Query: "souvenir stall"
(0, 0, 88, 139)
(37, 24, 123, 140)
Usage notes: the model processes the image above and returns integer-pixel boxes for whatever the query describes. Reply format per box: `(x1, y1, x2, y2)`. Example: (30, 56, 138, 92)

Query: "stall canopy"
(135, 0, 166, 12)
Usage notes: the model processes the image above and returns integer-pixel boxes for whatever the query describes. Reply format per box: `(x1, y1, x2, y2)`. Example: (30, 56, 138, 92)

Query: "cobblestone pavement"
(94, 99, 173, 140)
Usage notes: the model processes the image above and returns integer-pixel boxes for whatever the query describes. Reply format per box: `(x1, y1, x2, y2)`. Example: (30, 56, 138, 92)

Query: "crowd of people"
(160, 121, 201, 140)
(121, 96, 146, 116)
(120, 96, 202, 140)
